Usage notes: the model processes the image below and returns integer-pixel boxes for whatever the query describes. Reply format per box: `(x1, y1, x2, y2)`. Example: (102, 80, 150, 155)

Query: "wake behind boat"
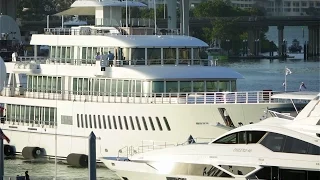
(102, 92, 320, 180)
(0, 0, 307, 167)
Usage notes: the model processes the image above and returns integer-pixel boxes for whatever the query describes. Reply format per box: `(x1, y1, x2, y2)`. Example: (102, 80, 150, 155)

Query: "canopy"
(271, 91, 320, 100)
(55, 7, 95, 16)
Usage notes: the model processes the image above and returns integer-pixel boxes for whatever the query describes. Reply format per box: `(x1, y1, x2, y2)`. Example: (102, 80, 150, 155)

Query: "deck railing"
(16, 57, 216, 67)
(1, 88, 288, 105)
(118, 138, 215, 158)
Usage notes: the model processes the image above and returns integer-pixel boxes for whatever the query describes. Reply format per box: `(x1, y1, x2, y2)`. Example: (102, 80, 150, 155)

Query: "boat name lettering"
(233, 148, 252, 153)
(196, 122, 209, 125)
(166, 177, 187, 180)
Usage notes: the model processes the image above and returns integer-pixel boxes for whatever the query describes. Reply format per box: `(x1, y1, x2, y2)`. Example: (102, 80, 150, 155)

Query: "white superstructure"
(0, 0, 306, 167)
(102, 92, 320, 180)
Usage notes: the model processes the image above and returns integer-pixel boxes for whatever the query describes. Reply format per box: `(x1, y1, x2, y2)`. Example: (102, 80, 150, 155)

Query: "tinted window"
(260, 132, 286, 152)
(283, 136, 309, 154)
(308, 143, 320, 155)
(280, 169, 306, 180)
(214, 132, 246, 144)
(247, 131, 266, 143)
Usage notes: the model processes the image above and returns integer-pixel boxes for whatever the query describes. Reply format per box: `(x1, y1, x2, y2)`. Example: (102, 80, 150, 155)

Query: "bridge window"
(206, 81, 218, 92)
(166, 81, 178, 93)
(147, 48, 161, 65)
(152, 81, 164, 93)
(193, 81, 205, 92)
(231, 80, 236, 91)
(214, 131, 266, 144)
(218, 81, 230, 92)
(131, 48, 145, 65)
(260, 132, 286, 152)
(283, 136, 309, 154)
(178, 48, 191, 64)
(163, 48, 176, 64)
(308, 143, 320, 155)
(180, 81, 191, 92)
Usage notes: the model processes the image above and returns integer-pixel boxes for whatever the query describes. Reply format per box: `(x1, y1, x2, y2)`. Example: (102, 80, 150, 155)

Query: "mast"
(126, 0, 128, 28)
(154, 0, 157, 34)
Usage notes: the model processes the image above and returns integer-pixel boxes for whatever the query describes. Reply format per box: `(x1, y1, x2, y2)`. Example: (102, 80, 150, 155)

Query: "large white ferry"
(0, 0, 306, 167)
(102, 92, 320, 180)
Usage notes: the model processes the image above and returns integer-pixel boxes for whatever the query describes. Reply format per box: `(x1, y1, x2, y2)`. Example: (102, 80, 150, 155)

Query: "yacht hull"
(0, 97, 299, 161)
(102, 159, 245, 180)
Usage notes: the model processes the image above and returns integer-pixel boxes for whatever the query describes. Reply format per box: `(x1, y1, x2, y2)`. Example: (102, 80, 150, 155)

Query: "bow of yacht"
(102, 92, 320, 180)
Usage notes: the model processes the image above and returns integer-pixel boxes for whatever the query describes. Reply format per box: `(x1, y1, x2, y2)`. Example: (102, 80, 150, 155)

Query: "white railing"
(1, 89, 283, 105)
(117, 138, 215, 158)
(17, 57, 216, 67)
(268, 110, 295, 120)
(44, 27, 181, 36)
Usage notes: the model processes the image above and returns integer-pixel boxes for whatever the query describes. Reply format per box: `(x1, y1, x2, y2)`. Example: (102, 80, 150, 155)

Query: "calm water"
(3, 27, 320, 179)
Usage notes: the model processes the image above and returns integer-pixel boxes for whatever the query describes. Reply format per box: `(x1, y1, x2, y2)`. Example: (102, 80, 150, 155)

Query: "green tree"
(17, 0, 57, 20)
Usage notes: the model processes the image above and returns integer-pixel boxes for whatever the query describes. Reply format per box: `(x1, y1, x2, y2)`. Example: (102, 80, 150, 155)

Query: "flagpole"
(284, 66, 287, 92)
(125, 0, 128, 29)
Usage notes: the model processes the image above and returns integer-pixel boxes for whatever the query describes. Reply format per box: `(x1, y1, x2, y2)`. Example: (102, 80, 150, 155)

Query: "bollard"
(88, 132, 96, 180)
(0, 139, 3, 180)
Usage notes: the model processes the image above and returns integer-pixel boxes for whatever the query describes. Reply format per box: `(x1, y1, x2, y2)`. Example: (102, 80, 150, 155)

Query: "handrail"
(0, 88, 284, 105)
(16, 57, 216, 67)
(268, 110, 295, 120)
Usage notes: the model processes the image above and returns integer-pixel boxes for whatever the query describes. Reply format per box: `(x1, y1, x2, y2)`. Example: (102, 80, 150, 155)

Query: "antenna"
(125, 0, 128, 28)
(154, 0, 157, 35)
(182, 0, 185, 35)
(47, 15, 49, 29)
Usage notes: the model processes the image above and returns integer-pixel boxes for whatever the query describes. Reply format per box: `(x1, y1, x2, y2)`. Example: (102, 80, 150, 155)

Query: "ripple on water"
(4, 159, 120, 180)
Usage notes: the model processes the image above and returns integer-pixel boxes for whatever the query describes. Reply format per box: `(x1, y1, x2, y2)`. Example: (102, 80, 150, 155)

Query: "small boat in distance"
(288, 39, 302, 53)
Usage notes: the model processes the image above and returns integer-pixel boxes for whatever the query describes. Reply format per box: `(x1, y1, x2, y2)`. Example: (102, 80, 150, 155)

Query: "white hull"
(0, 96, 295, 160)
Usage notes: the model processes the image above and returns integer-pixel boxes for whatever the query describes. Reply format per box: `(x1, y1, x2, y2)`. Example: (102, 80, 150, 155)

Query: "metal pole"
(154, 0, 157, 34)
(47, 15, 49, 29)
(61, 15, 64, 28)
(126, 0, 128, 28)
(182, 0, 185, 35)
(164, 0, 166, 19)
(284, 66, 287, 92)
(0, 139, 3, 180)
(89, 132, 96, 180)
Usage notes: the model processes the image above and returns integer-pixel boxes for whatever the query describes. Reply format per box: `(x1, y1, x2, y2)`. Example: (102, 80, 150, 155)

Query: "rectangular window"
(123, 116, 129, 130)
(130, 116, 135, 130)
(93, 115, 97, 129)
(113, 116, 117, 129)
(135, 116, 141, 130)
(81, 114, 84, 128)
(156, 117, 163, 131)
(97, 115, 101, 129)
(118, 116, 123, 130)
(142, 117, 148, 130)
(77, 114, 80, 127)
(163, 117, 171, 131)
(102, 115, 107, 129)
(89, 115, 92, 128)
(108, 115, 112, 129)
(85, 114, 88, 128)
(149, 117, 155, 131)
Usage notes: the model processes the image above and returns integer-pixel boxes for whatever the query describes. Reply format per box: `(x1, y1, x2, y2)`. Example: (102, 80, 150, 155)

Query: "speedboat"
(102, 92, 320, 180)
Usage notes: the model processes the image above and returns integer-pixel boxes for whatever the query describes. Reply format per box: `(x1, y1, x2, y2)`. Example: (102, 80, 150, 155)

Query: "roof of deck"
(31, 34, 209, 48)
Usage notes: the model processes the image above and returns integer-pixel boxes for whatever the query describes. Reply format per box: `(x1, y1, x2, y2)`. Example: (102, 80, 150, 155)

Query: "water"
(3, 27, 320, 179)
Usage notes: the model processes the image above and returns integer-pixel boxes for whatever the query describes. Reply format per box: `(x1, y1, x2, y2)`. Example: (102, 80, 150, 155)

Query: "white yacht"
(102, 92, 320, 180)
(0, 0, 306, 167)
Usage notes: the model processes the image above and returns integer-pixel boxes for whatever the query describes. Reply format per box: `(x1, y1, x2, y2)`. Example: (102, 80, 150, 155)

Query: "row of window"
(76, 114, 171, 131)
(214, 131, 320, 155)
(253, 167, 320, 180)
(4, 104, 57, 126)
(26, 75, 62, 93)
(48, 46, 205, 62)
(73, 78, 237, 95)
